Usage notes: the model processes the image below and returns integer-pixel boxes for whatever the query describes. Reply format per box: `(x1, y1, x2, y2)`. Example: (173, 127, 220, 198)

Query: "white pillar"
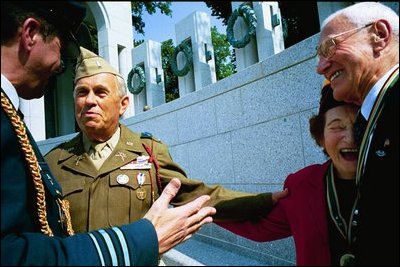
(131, 40, 165, 114)
(231, 2, 258, 72)
(175, 11, 216, 97)
(253, 2, 284, 61)
(231, 2, 284, 71)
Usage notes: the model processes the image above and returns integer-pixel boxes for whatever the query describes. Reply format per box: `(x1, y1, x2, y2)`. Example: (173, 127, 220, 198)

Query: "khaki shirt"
(45, 124, 272, 233)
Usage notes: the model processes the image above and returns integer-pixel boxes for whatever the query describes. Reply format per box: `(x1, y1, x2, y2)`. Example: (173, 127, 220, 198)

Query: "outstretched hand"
(272, 188, 289, 205)
(144, 178, 216, 255)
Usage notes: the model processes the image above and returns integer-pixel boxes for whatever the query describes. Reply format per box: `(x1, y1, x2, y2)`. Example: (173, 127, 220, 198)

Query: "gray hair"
(116, 76, 127, 97)
(322, 2, 399, 42)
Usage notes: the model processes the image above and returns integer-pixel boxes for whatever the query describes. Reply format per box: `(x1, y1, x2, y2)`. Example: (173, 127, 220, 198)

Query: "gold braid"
(1, 91, 74, 236)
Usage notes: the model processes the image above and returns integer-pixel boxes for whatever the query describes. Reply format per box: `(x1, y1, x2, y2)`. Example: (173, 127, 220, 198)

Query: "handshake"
(144, 178, 216, 254)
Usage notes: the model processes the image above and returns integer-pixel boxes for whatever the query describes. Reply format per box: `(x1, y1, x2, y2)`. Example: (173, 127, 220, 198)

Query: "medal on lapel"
(136, 172, 146, 200)
(340, 253, 355, 266)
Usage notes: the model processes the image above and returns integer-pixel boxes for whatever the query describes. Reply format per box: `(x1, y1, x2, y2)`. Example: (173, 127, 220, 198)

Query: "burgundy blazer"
(218, 161, 331, 266)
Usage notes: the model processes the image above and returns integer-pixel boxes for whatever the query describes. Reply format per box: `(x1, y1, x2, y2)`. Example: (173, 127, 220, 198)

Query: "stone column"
(175, 11, 216, 97)
(253, 2, 284, 61)
(231, 2, 258, 72)
(231, 2, 284, 71)
(131, 40, 165, 114)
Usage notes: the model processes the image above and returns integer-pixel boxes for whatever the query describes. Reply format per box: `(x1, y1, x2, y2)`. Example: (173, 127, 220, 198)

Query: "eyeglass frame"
(316, 22, 374, 59)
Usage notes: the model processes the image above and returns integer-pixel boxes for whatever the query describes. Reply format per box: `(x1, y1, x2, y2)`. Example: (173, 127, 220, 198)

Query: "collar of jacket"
(56, 124, 147, 176)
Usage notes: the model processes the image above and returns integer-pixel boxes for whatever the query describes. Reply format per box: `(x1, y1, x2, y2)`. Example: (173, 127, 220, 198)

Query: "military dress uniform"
(1, 89, 158, 266)
(353, 67, 399, 265)
(45, 124, 273, 233)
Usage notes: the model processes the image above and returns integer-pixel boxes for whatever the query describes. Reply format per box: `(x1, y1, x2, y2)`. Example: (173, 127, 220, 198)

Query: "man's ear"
(119, 95, 130, 116)
(20, 18, 41, 52)
(371, 19, 391, 54)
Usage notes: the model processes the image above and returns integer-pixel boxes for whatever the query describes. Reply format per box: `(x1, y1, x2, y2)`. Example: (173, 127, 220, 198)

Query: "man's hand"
(272, 188, 289, 205)
(144, 178, 216, 255)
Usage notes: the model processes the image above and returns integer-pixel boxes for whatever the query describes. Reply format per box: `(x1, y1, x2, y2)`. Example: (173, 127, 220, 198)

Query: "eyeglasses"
(316, 23, 374, 59)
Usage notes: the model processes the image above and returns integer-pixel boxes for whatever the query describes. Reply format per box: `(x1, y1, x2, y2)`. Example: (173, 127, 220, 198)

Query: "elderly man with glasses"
(316, 2, 399, 266)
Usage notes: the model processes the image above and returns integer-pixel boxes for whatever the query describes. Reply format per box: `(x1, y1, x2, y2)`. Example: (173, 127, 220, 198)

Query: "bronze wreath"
(226, 4, 257, 48)
(171, 41, 193, 77)
(127, 65, 146, 95)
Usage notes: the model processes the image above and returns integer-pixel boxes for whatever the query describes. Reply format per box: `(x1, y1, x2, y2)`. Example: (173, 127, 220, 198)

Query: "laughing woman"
(218, 82, 360, 266)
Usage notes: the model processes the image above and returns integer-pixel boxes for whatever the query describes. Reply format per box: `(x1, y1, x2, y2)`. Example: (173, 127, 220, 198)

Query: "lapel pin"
(115, 152, 127, 162)
(375, 150, 386, 157)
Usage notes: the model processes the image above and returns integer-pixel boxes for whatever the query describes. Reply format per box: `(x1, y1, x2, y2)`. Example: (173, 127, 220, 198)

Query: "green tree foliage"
(211, 26, 235, 80)
(161, 39, 179, 103)
(205, 1, 232, 25)
(83, 22, 98, 54)
(131, 2, 172, 35)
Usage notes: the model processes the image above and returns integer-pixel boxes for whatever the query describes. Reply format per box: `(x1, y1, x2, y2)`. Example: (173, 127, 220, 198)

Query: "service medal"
(136, 187, 146, 200)
(116, 174, 129, 185)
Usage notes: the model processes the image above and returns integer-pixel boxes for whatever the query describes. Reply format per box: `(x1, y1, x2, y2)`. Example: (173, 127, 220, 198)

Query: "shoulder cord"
(1, 92, 74, 236)
(142, 141, 162, 196)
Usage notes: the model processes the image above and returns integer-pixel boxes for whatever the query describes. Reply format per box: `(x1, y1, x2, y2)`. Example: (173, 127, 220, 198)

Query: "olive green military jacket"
(45, 124, 273, 233)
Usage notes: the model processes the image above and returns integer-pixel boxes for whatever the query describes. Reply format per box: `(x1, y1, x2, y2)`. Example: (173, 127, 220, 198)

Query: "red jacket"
(218, 161, 331, 266)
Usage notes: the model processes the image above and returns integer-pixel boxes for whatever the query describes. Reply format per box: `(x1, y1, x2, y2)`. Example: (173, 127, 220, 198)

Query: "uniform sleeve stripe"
(91, 231, 112, 265)
(99, 229, 118, 266)
(103, 228, 124, 265)
(112, 227, 131, 265)
(88, 233, 106, 266)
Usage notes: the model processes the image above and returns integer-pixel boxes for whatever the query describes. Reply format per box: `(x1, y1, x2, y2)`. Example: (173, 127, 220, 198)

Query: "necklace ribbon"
(326, 164, 358, 266)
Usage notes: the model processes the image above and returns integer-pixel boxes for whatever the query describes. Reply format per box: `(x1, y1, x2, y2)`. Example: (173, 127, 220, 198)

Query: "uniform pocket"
(58, 177, 87, 233)
(61, 178, 85, 197)
(108, 171, 152, 225)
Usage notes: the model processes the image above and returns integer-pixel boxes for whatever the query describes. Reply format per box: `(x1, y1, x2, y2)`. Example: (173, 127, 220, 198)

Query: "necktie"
(89, 143, 111, 169)
(90, 143, 105, 160)
(354, 111, 367, 147)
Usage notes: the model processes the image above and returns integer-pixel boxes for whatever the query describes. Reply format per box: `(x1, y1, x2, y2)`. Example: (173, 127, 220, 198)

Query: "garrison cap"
(16, 1, 87, 59)
(74, 47, 123, 83)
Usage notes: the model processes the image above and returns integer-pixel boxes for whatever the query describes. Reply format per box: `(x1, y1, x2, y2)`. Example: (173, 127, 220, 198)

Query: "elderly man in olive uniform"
(45, 47, 283, 236)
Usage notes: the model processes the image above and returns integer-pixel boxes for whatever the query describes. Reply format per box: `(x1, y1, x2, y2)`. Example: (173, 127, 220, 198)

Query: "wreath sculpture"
(171, 41, 193, 77)
(127, 65, 146, 95)
(226, 4, 257, 48)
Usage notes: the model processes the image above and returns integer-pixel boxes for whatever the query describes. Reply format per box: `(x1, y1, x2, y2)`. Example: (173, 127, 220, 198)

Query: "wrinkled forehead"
(75, 72, 118, 88)
(320, 16, 354, 40)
